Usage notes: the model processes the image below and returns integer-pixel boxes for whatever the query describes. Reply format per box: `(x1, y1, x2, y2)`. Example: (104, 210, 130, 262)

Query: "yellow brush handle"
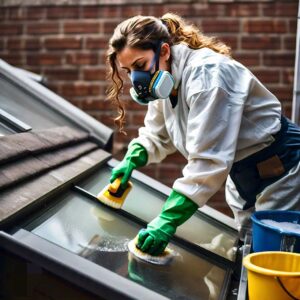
(108, 177, 122, 193)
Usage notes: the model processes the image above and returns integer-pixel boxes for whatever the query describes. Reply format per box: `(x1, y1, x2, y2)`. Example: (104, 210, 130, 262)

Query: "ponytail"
(161, 13, 231, 56)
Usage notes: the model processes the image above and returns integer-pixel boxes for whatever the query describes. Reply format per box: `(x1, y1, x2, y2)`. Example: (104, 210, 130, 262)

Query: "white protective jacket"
(129, 44, 300, 228)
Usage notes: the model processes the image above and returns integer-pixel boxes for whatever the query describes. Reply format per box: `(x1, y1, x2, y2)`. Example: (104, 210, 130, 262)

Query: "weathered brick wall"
(0, 0, 298, 216)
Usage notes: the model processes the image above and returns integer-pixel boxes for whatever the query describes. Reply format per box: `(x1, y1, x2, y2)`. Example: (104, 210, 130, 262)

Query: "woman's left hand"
(136, 190, 199, 255)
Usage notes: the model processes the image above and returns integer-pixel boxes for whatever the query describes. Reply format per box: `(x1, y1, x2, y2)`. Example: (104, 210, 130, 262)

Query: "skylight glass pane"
(0, 75, 80, 130)
(25, 191, 227, 300)
(0, 122, 14, 135)
(76, 165, 238, 261)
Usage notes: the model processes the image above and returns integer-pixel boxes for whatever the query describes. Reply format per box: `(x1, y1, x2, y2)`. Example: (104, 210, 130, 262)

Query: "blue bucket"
(251, 210, 300, 253)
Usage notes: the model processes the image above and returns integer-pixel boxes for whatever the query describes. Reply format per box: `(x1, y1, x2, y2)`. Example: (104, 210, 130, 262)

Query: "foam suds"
(261, 219, 300, 234)
(80, 236, 130, 252)
(127, 238, 174, 265)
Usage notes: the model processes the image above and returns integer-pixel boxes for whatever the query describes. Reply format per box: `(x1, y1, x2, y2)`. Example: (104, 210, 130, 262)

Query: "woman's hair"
(106, 13, 231, 133)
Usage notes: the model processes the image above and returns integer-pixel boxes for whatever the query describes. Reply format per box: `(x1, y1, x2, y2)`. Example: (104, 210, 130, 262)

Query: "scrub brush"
(97, 177, 132, 209)
(128, 237, 174, 265)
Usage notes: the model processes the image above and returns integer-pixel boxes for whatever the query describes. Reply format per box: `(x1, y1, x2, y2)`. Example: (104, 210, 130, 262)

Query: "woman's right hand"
(110, 160, 136, 189)
(109, 143, 148, 189)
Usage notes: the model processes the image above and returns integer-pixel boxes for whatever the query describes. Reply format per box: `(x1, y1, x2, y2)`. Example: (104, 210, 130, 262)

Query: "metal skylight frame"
(0, 108, 32, 132)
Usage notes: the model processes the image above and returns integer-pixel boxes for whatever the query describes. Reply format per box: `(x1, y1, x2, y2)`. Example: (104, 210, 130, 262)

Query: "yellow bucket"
(243, 252, 300, 300)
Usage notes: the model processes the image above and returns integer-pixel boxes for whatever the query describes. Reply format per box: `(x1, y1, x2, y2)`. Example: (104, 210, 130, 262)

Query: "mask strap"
(148, 42, 163, 73)
(154, 42, 162, 71)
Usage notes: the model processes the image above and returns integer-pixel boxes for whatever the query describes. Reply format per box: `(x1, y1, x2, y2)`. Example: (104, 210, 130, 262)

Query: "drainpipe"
(292, 0, 300, 125)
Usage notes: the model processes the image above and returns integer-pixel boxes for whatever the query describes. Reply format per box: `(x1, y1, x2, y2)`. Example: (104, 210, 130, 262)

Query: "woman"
(106, 13, 300, 256)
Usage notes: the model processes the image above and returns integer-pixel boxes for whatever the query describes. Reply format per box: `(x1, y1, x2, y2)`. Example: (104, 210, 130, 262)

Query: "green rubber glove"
(110, 143, 148, 189)
(137, 190, 198, 256)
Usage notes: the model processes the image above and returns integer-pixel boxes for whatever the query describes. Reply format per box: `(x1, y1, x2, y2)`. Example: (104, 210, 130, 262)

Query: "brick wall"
(0, 0, 298, 217)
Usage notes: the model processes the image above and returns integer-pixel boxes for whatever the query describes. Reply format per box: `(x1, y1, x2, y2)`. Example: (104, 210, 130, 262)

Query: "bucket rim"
(243, 251, 300, 277)
(251, 210, 300, 236)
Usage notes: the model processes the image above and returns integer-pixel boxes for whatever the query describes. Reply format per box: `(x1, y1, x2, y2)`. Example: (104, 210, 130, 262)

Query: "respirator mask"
(129, 42, 175, 105)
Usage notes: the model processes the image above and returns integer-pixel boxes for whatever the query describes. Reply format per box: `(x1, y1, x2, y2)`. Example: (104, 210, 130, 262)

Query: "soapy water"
(261, 219, 300, 234)
(79, 236, 131, 252)
(79, 235, 182, 261)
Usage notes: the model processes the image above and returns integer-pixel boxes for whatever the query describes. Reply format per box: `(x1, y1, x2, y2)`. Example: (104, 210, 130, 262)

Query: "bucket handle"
(275, 276, 300, 300)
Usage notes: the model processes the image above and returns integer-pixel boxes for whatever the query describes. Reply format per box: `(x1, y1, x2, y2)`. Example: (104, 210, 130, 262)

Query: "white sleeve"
(129, 100, 177, 165)
(173, 64, 250, 207)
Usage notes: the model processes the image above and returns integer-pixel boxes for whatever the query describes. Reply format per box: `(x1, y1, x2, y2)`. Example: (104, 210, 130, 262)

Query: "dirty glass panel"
(25, 191, 227, 300)
(76, 166, 238, 261)
(0, 75, 80, 130)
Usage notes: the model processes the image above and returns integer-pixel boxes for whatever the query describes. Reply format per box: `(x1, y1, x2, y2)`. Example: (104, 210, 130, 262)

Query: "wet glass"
(0, 75, 80, 130)
(25, 191, 227, 300)
(76, 165, 238, 261)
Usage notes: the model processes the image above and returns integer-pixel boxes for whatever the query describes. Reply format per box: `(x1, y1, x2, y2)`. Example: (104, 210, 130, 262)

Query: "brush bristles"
(96, 182, 132, 209)
(128, 238, 174, 265)
(97, 192, 124, 209)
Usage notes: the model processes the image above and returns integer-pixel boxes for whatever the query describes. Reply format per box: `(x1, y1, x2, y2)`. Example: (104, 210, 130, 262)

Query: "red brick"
(26, 7, 45, 20)
(27, 23, 60, 35)
(218, 35, 238, 50)
(253, 69, 280, 84)
(269, 87, 293, 102)
(45, 37, 82, 50)
(81, 99, 110, 110)
(83, 68, 107, 81)
(160, 4, 192, 17)
(46, 6, 80, 19)
(61, 83, 101, 97)
(283, 69, 294, 85)
(289, 20, 297, 33)
(281, 102, 292, 118)
(101, 20, 121, 35)
(262, 2, 298, 17)
(44, 82, 61, 94)
(114, 128, 139, 144)
(1, 54, 23, 66)
(0, 24, 23, 35)
(63, 22, 100, 34)
(99, 6, 121, 18)
(225, 3, 259, 17)
(7, 7, 26, 20)
(241, 36, 280, 50)
(86, 37, 108, 49)
(126, 98, 147, 111)
(26, 54, 62, 66)
(119, 5, 145, 18)
(44, 68, 79, 81)
(163, 152, 186, 164)
(201, 19, 240, 33)
(233, 53, 260, 67)
(95, 114, 116, 127)
(284, 36, 296, 50)
(243, 20, 287, 34)
(66, 53, 99, 65)
(0, 40, 4, 50)
(7, 39, 22, 50)
(129, 112, 146, 126)
(263, 53, 295, 67)
(24, 38, 41, 50)
(0, 7, 7, 20)
(190, 3, 225, 17)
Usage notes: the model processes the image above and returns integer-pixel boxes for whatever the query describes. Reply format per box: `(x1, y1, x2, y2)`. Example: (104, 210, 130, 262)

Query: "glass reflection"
(0, 75, 80, 130)
(77, 165, 237, 261)
(25, 191, 226, 300)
